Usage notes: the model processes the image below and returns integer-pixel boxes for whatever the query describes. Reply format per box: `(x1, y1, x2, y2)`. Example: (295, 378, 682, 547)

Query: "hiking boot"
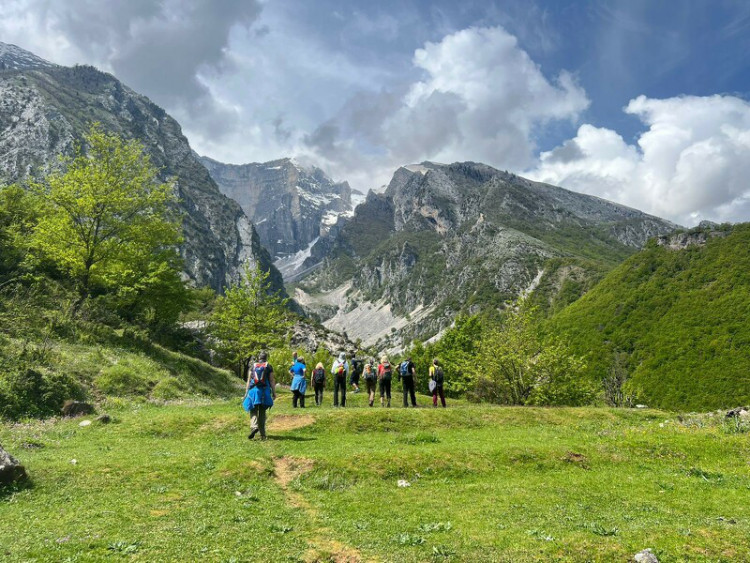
(248, 429, 258, 440)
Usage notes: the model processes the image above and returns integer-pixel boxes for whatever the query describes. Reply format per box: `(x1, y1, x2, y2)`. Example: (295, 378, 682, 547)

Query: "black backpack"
(433, 367, 444, 386)
(313, 367, 325, 384)
(381, 362, 392, 380)
(364, 365, 376, 381)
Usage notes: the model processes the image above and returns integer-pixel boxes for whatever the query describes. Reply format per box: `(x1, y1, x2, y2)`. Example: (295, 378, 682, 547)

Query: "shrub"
(94, 363, 151, 396)
(150, 377, 186, 400)
(0, 368, 85, 420)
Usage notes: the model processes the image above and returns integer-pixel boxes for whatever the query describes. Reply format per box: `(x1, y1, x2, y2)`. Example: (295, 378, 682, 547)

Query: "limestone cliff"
(0, 42, 282, 293)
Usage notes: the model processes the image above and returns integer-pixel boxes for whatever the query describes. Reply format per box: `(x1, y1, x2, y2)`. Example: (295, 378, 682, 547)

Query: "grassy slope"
(549, 224, 750, 411)
(2, 395, 749, 562)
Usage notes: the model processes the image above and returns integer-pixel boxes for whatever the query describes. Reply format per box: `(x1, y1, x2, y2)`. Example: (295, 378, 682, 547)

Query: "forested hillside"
(549, 224, 750, 410)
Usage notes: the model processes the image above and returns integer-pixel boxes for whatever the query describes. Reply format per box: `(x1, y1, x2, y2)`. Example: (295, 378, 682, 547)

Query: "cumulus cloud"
(0, 0, 261, 138)
(528, 94, 750, 225)
(304, 26, 589, 190)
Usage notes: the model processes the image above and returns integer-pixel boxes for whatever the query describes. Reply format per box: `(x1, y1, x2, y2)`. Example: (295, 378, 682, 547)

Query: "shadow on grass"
(0, 477, 33, 500)
(266, 435, 317, 442)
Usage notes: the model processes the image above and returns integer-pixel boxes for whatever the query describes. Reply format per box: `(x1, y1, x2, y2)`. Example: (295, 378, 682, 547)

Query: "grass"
(2, 392, 750, 562)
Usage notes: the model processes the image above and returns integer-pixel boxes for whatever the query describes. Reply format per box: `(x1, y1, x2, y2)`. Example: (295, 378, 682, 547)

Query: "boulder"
(62, 400, 94, 417)
(725, 407, 750, 419)
(634, 548, 659, 563)
(0, 443, 28, 485)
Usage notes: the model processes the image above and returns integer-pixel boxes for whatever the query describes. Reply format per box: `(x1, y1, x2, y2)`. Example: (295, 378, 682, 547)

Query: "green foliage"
(550, 224, 750, 410)
(0, 184, 39, 282)
(0, 367, 85, 420)
(31, 123, 183, 314)
(407, 301, 592, 406)
(94, 363, 154, 396)
(209, 262, 292, 377)
(475, 299, 592, 405)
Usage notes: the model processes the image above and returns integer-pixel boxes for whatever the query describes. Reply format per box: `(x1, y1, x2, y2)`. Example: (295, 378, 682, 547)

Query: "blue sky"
(2, 0, 750, 224)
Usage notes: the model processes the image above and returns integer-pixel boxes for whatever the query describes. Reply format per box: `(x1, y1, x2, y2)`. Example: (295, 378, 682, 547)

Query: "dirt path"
(273, 456, 367, 563)
(268, 414, 315, 432)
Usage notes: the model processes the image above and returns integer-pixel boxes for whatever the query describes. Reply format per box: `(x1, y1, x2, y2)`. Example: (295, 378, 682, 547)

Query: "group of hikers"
(242, 351, 446, 440)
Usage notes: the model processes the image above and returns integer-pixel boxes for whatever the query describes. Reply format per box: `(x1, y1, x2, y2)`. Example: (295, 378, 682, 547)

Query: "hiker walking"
(312, 362, 326, 406)
(350, 356, 362, 393)
(289, 355, 307, 408)
(399, 356, 417, 407)
(378, 356, 393, 407)
(242, 351, 276, 440)
(331, 352, 349, 407)
(429, 358, 446, 408)
(363, 361, 377, 407)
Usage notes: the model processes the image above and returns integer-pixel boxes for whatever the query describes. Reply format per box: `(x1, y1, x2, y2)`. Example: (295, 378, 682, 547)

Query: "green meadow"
(2, 391, 749, 562)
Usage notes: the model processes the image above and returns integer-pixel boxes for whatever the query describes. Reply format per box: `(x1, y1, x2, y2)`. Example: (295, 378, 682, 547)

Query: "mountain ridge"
(199, 154, 354, 279)
(295, 160, 678, 350)
(0, 41, 282, 293)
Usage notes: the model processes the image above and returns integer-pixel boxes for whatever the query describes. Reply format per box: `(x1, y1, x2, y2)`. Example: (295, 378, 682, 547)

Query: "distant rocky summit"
(0, 42, 282, 293)
(297, 161, 678, 349)
(199, 156, 354, 279)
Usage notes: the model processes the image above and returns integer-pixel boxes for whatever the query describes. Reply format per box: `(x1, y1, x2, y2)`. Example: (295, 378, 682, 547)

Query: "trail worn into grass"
(269, 414, 315, 432)
(273, 456, 366, 563)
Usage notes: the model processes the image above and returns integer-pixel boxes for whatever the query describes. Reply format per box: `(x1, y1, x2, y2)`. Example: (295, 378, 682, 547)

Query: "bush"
(94, 363, 151, 396)
(0, 368, 85, 420)
(150, 377, 186, 400)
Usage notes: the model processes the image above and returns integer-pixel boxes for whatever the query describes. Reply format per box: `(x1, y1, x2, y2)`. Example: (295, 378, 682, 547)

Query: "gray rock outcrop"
(0, 443, 28, 485)
(634, 548, 659, 563)
(0, 42, 282, 293)
(297, 161, 678, 348)
(199, 156, 353, 278)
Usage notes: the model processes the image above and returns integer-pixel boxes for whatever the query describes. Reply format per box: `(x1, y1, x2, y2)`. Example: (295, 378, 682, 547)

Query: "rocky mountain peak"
(0, 44, 283, 294)
(0, 42, 56, 71)
(199, 154, 354, 278)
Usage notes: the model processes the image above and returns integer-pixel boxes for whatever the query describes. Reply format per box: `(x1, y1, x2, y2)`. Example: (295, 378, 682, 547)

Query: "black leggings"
(401, 376, 416, 406)
(379, 378, 391, 399)
(334, 375, 347, 406)
(292, 390, 306, 408)
(314, 383, 324, 406)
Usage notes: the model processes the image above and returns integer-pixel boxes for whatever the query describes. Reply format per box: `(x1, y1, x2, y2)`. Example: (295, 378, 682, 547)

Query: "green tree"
(209, 262, 292, 378)
(477, 298, 592, 405)
(0, 184, 39, 283)
(32, 124, 181, 306)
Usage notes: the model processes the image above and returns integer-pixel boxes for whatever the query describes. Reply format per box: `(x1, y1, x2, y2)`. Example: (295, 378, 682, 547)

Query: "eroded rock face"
(0, 42, 282, 293)
(199, 156, 353, 278)
(0, 443, 28, 485)
(657, 227, 729, 250)
(297, 161, 678, 349)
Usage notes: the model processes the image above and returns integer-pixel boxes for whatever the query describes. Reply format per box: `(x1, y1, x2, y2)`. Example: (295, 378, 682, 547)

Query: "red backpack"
(252, 362, 269, 387)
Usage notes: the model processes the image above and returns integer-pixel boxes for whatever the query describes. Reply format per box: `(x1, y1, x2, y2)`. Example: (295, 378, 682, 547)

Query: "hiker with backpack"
(312, 362, 326, 406)
(399, 357, 417, 407)
(331, 352, 349, 407)
(350, 357, 362, 393)
(289, 355, 307, 408)
(363, 361, 377, 407)
(242, 351, 277, 440)
(429, 358, 446, 408)
(377, 356, 393, 407)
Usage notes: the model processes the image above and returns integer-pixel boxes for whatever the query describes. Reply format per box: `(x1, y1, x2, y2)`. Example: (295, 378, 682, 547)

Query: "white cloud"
(529, 94, 750, 225)
(305, 26, 589, 190)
